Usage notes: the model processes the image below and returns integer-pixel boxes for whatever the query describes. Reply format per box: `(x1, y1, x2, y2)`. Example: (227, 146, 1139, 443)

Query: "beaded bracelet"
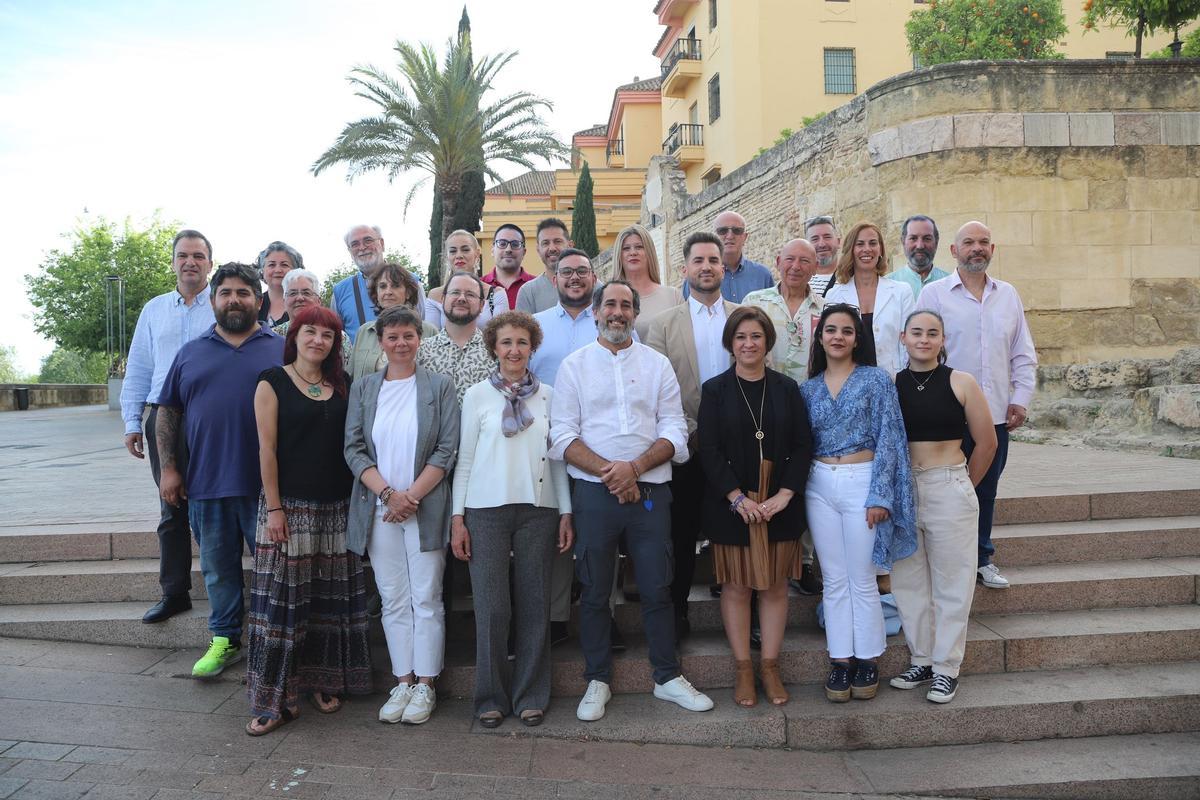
(729, 493, 747, 513)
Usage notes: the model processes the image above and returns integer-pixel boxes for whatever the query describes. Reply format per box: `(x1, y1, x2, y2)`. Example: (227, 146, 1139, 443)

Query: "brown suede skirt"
(712, 459, 802, 591)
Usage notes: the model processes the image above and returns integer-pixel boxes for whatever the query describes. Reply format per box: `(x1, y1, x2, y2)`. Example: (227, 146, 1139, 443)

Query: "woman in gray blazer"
(344, 305, 458, 726)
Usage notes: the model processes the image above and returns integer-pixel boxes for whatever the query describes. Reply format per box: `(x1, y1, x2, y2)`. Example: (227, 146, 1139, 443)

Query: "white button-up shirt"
(120, 285, 216, 434)
(689, 295, 728, 386)
(529, 304, 596, 386)
(916, 270, 1037, 425)
(548, 341, 690, 483)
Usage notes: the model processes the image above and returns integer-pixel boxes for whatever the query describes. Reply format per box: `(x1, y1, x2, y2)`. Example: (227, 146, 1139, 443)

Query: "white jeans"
(367, 508, 447, 678)
(890, 463, 979, 678)
(806, 461, 885, 660)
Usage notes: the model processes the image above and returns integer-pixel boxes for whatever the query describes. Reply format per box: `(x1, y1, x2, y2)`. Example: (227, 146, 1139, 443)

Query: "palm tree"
(312, 34, 567, 286)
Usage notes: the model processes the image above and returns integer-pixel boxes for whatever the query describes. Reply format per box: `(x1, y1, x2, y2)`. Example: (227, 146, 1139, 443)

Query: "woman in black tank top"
(888, 310, 997, 705)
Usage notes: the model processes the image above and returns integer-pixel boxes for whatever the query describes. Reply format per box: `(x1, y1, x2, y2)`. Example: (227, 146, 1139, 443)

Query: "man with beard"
(156, 263, 284, 678)
(333, 224, 425, 343)
(516, 218, 574, 314)
(684, 212, 772, 303)
(550, 280, 713, 721)
(484, 223, 537, 311)
(804, 215, 841, 297)
(888, 215, 949, 300)
(417, 271, 493, 405)
(121, 229, 216, 624)
(647, 232, 737, 641)
(917, 221, 1037, 591)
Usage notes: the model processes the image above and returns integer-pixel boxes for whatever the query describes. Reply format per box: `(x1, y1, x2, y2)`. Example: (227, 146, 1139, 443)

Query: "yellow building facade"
(654, 0, 1195, 192)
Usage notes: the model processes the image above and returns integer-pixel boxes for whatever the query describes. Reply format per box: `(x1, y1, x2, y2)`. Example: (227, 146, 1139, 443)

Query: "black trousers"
(668, 458, 705, 619)
(145, 405, 192, 598)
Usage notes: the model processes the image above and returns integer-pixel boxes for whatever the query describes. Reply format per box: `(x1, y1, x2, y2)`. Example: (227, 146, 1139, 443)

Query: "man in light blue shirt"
(887, 215, 949, 299)
(530, 249, 599, 387)
(120, 229, 217, 624)
(332, 223, 425, 342)
(682, 210, 773, 303)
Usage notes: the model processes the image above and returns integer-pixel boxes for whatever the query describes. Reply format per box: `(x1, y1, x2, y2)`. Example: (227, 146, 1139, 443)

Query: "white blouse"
(372, 374, 418, 500)
(452, 381, 571, 515)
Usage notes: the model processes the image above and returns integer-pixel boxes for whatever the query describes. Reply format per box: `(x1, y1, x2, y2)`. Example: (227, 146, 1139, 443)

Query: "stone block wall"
(0, 384, 108, 412)
(642, 60, 1200, 366)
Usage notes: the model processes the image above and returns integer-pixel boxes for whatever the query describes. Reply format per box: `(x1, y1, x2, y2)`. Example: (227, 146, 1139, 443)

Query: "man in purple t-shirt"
(157, 263, 284, 679)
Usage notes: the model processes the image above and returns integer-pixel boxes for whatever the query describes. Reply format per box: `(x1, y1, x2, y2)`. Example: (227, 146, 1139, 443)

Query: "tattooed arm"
(156, 406, 187, 507)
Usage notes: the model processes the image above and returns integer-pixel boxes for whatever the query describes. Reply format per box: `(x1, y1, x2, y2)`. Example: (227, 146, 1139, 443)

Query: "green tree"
(571, 162, 599, 258)
(1082, 0, 1200, 57)
(0, 346, 25, 383)
(313, 31, 566, 288)
(907, 0, 1068, 65)
(25, 217, 179, 369)
(38, 347, 108, 384)
(1148, 25, 1200, 55)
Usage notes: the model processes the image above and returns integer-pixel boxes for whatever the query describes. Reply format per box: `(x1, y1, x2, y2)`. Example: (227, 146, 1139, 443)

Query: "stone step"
(0, 517, 194, 564)
(0, 558, 253, 605)
(467, 661, 1200, 752)
(993, 515, 1200, 566)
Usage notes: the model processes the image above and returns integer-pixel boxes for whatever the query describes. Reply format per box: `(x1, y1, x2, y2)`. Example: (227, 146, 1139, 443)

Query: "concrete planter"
(107, 378, 122, 410)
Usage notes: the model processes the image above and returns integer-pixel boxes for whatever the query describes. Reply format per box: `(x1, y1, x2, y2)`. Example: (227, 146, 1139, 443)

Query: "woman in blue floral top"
(800, 303, 916, 703)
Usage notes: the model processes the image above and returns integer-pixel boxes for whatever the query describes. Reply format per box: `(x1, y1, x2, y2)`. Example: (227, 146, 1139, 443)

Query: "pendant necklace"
(293, 365, 324, 398)
(907, 368, 935, 392)
(735, 374, 767, 461)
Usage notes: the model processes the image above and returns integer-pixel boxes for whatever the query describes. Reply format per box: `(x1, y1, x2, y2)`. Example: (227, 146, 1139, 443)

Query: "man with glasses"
(516, 218, 574, 314)
(333, 224, 425, 343)
(485, 223, 536, 311)
(121, 229, 217, 625)
(888, 215, 949, 300)
(683, 211, 773, 303)
(805, 215, 841, 297)
(418, 271, 493, 405)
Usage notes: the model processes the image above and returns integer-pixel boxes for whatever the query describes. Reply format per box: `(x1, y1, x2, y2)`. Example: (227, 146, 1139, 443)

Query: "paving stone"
(368, 769, 434, 790)
(430, 774, 496, 793)
(191, 775, 264, 795)
(76, 787, 154, 800)
(257, 776, 328, 799)
(4, 763, 81, 782)
(10, 779, 92, 800)
(64, 767, 131, 787)
(299, 765, 373, 786)
(2, 747, 73, 764)
(22, 644, 171, 677)
(178, 756, 251, 776)
(492, 776, 563, 798)
(146, 791, 223, 800)
(0, 778, 26, 800)
(0, 745, 16, 756)
(0, 762, 16, 777)
(319, 786, 394, 800)
(103, 759, 184, 776)
(59, 751, 130, 767)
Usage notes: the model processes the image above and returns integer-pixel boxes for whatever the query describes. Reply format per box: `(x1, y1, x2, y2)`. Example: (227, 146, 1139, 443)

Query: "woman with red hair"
(245, 305, 371, 735)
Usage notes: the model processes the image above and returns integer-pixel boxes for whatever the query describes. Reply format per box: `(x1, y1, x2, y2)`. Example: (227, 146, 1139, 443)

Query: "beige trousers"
(890, 463, 979, 678)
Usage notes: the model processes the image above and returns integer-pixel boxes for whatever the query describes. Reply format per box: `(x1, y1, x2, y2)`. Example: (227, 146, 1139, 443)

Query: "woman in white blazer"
(450, 311, 573, 729)
(825, 222, 915, 378)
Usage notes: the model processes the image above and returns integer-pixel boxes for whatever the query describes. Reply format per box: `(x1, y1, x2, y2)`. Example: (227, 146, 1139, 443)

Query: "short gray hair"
(804, 215, 838, 235)
(344, 224, 383, 248)
(256, 241, 304, 272)
(282, 268, 321, 295)
(591, 280, 641, 316)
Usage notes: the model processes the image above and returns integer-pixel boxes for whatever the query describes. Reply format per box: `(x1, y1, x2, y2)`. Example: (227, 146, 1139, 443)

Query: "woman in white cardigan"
(450, 311, 573, 729)
(825, 221, 915, 378)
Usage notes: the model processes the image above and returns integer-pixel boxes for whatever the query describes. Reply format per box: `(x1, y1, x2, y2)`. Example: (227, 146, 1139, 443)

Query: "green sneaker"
(191, 636, 242, 678)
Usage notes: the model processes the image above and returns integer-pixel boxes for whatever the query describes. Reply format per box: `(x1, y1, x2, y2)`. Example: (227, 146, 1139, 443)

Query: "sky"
(0, 0, 661, 373)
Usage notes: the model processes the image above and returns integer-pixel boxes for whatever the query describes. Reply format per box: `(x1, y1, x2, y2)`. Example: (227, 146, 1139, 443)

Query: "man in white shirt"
(550, 280, 715, 721)
(917, 221, 1037, 590)
(805, 215, 841, 297)
(646, 232, 736, 641)
(120, 229, 216, 624)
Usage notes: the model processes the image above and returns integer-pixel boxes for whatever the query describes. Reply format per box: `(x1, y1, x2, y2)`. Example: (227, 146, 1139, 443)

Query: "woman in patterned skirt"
(245, 304, 371, 735)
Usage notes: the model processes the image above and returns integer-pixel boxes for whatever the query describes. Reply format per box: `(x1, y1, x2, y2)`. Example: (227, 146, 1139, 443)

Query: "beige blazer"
(644, 299, 738, 440)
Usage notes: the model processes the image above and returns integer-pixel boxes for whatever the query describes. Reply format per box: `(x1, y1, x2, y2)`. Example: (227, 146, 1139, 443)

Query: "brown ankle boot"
(734, 659, 757, 707)
(760, 658, 789, 705)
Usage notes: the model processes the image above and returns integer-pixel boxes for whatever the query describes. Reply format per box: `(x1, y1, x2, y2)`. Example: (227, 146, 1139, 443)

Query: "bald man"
(916, 221, 1037, 591)
(682, 211, 774, 303)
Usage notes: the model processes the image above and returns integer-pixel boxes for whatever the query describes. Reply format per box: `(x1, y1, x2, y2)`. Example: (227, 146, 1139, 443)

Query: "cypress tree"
(572, 162, 599, 257)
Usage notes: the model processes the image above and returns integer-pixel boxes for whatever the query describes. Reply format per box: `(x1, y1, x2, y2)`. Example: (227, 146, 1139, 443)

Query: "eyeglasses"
(284, 289, 318, 299)
(715, 226, 746, 236)
(445, 289, 481, 301)
(348, 236, 378, 249)
(556, 266, 593, 278)
(494, 239, 524, 250)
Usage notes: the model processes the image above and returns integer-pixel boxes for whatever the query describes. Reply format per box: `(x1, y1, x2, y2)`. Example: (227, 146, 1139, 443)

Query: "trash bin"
(14, 387, 30, 411)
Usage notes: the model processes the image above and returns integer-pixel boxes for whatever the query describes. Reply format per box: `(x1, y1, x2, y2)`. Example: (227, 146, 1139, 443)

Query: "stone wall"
(0, 384, 108, 412)
(642, 60, 1200, 365)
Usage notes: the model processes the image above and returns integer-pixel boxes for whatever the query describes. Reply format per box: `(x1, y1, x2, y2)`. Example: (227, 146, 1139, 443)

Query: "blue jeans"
(188, 496, 256, 640)
(572, 480, 679, 686)
(962, 424, 1009, 567)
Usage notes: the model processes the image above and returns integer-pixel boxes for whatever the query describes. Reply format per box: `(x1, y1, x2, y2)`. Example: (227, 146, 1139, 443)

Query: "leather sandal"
(734, 659, 757, 707)
(519, 709, 544, 727)
(478, 711, 504, 729)
(245, 706, 298, 736)
(309, 693, 342, 714)
(760, 658, 789, 705)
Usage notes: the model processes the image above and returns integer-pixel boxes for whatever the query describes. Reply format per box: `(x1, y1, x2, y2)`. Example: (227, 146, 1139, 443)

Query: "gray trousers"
(465, 503, 559, 716)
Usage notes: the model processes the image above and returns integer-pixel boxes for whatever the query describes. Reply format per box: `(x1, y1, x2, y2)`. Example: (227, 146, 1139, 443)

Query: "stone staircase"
(1, 480, 1199, 797)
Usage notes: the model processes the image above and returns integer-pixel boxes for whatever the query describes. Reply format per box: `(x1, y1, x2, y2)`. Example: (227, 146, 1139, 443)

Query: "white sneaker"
(977, 563, 1010, 589)
(576, 680, 612, 721)
(653, 675, 714, 712)
(379, 682, 414, 723)
(402, 683, 436, 724)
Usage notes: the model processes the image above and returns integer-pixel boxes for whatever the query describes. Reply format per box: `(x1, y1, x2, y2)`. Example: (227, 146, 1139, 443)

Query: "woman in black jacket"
(698, 306, 813, 708)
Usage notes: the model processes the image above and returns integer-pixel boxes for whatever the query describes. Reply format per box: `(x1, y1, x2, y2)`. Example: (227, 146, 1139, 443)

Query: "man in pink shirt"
(916, 221, 1037, 590)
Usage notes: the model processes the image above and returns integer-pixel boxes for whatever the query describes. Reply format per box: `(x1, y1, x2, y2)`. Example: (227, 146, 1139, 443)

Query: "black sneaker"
(851, 660, 879, 700)
(825, 662, 853, 703)
(550, 621, 569, 647)
(927, 673, 958, 704)
(797, 564, 822, 595)
(610, 618, 626, 653)
(889, 664, 934, 690)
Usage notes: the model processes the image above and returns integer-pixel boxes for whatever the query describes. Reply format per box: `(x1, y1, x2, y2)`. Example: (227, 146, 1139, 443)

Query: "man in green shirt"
(887, 215, 949, 299)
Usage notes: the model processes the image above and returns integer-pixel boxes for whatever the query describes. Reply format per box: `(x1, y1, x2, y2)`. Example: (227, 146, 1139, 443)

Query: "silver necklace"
(907, 367, 936, 392)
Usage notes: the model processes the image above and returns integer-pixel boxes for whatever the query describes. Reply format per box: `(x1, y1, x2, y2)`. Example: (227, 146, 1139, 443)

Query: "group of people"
(119, 208, 1035, 735)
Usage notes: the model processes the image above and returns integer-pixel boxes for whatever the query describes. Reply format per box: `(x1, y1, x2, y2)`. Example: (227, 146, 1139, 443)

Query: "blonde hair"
(611, 224, 662, 285)
(834, 221, 890, 285)
(442, 229, 482, 286)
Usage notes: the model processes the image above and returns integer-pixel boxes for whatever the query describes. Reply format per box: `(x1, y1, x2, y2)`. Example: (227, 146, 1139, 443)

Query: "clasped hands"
(383, 488, 420, 523)
(600, 460, 640, 504)
(730, 488, 795, 526)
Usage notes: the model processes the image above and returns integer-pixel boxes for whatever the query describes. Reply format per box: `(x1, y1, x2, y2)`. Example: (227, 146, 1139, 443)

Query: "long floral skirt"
(246, 496, 372, 719)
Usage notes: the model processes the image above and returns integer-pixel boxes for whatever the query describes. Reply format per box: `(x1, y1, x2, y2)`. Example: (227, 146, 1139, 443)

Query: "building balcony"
(660, 38, 702, 99)
(662, 123, 704, 164)
(606, 138, 625, 168)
